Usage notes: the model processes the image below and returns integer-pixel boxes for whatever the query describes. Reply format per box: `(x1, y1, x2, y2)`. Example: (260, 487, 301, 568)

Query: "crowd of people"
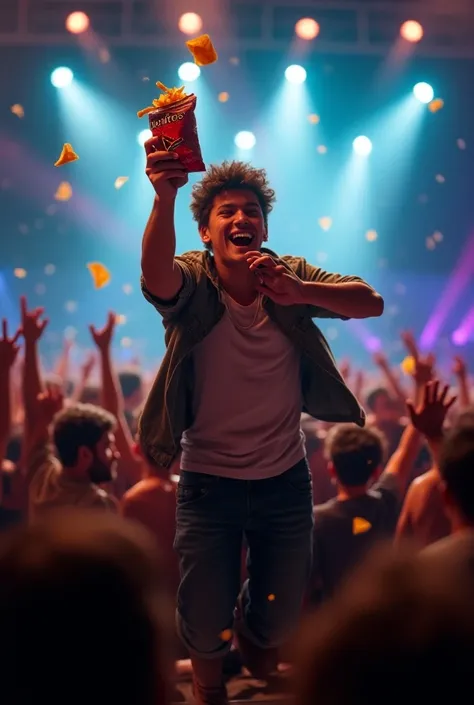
(0, 152, 473, 705)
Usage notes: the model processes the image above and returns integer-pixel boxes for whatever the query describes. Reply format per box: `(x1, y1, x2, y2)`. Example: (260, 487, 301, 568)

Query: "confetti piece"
(366, 230, 378, 242)
(318, 216, 332, 231)
(114, 176, 129, 190)
(122, 284, 133, 295)
(44, 264, 56, 275)
(14, 268, 27, 279)
(401, 356, 416, 375)
(54, 143, 79, 167)
(428, 98, 444, 113)
(267, 594, 276, 602)
(353, 517, 372, 535)
(308, 114, 320, 124)
(35, 283, 46, 295)
(433, 230, 443, 242)
(218, 92, 229, 103)
(11, 104, 24, 118)
(317, 145, 327, 154)
(426, 236, 436, 250)
(220, 629, 233, 641)
(229, 56, 240, 65)
(65, 300, 77, 312)
(457, 138, 466, 150)
(115, 314, 127, 324)
(186, 34, 218, 66)
(87, 262, 111, 289)
(121, 337, 132, 348)
(435, 174, 445, 183)
(54, 181, 73, 201)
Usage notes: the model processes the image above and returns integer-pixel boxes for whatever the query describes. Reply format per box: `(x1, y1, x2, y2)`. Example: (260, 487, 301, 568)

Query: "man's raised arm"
(141, 140, 189, 300)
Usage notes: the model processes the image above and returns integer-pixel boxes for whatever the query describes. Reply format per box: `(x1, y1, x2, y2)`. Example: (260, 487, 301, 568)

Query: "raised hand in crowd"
(407, 380, 456, 442)
(89, 311, 116, 351)
(20, 295, 48, 344)
(0, 320, 22, 465)
(452, 355, 471, 408)
(35, 386, 65, 428)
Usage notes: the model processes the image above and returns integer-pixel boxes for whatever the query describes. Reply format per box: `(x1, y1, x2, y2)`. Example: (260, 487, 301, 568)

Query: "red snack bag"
(148, 94, 205, 173)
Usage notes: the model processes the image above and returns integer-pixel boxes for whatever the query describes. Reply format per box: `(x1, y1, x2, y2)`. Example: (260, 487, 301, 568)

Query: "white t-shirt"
(180, 291, 305, 479)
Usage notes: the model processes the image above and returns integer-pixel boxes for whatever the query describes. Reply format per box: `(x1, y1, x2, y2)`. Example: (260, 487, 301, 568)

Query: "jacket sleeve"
(141, 257, 197, 320)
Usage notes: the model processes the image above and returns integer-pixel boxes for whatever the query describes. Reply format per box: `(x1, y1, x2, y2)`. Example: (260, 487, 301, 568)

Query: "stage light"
(66, 11, 90, 34)
(413, 82, 434, 104)
(295, 18, 320, 40)
(178, 12, 203, 35)
(352, 136, 372, 156)
(284, 65, 307, 84)
(234, 131, 256, 150)
(400, 20, 423, 43)
(178, 62, 201, 82)
(51, 67, 74, 88)
(137, 129, 152, 147)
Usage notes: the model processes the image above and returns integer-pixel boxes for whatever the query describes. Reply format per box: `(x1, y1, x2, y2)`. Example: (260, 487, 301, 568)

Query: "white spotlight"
(353, 136, 372, 156)
(178, 62, 201, 82)
(137, 129, 152, 147)
(50, 67, 74, 88)
(284, 64, 307, 84)
(234, 131, 256, 150)
(413, 82, 434, 104)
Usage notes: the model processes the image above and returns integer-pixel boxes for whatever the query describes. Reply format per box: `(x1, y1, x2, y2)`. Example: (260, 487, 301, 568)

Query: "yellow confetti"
(87, 262, 111, 289)
(366, 230, 378, 242)
(220, 629, 233, 641)
(186, 33, 218, 66)
(317, 145, 327, 154)
(115, 314, 127, 325)
(428, 98, 444, 113)
(218, 92, 230, 103)
(54, 181, 73, 201)
(435, 174, 445, 183)
(114, 176, 129, 190)
(318, 216, 332, 231)
(54, 143, 79, 167)
(308, 114, 320, 124)
(10, 104, 24, 118)
(267, 594, 276, 602)
(353, 517, 372, 535)
(401, 356, 416, 375)
(14, 268, 27, 279)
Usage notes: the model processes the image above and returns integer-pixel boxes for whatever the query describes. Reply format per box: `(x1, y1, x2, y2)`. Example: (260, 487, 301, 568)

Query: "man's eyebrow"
(217, 201, 260, 209)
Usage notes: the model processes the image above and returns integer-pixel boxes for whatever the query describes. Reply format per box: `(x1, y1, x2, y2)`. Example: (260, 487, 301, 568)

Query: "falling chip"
(87, 262, 111, 289)
(218, 92, 230, 103)
(366, 230, 378, 241)
(457, 138, 466, 150)
(14, 268, 27, 279)
(55, 181, 73, 201)
(435, 174, 445, 183)
(11, 104, 24, 118)
(426, 236, 436, 250)
(318, 216, 332, 231)
(317, 145, 327, 154)
(220, 629, 233, 641)
(44, 264, 56, 275)
(18, 223, 29, 234)
(35, 283, 46, 295)
(114, 176, 129, 190)
(308, 114, 320, 124)
(428, 98, 444, 113)
(122, 283, 133, 295)
(433, 231, 443, 242)
(65, 300, 78, 312)
(115, 314, 127, 325)
(120, 337, 132, 348)
(267, 594, 276, 602)
(401, 356, 415, 375)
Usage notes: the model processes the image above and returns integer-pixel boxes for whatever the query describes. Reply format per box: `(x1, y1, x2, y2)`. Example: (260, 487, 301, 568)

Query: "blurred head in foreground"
(295, 547, 474, 705)
(0, 510, 172, 705)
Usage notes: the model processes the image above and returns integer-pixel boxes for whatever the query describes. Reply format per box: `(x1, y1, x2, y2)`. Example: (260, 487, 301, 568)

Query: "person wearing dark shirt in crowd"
(0, 510, 172, 705)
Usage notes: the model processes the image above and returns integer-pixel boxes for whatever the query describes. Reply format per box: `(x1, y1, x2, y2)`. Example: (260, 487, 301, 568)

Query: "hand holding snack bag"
(138, 82, 205, 173)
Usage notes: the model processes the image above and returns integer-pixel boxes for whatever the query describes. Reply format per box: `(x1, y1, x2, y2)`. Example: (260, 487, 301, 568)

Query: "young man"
(139, 147, 383, 703)
(310, 420, 420, 604)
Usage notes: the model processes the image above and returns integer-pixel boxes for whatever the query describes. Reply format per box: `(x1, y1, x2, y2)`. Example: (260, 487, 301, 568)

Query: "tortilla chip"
(54, 143, 79, 167)
(87, 262, 111, 289)
(186, 34, 218, 66)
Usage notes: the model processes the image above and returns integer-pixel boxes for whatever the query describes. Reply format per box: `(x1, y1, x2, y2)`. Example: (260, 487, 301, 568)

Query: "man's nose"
(234, 212, 250, 224)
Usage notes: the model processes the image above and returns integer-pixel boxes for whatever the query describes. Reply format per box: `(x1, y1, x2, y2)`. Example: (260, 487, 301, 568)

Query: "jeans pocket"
(282, 459, 312, 494)
(176, 472, 217, 505)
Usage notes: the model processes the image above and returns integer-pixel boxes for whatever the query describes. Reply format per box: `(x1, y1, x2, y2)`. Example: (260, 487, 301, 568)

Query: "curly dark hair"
(190, 161, 276, 229)
(52, 403, 116, 467)
(325, 424, 387, 487)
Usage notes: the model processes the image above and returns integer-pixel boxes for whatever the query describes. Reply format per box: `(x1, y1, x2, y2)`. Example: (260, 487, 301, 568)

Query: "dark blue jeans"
(174, 457, 313, 658)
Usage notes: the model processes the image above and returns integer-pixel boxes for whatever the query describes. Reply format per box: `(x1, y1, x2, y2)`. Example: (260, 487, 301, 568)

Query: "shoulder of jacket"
(279, 254, 307, 274)
(176, 250, 207, 267)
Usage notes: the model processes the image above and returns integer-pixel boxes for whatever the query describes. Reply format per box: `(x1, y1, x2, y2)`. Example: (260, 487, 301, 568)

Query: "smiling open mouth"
(229, 233, 254, 246)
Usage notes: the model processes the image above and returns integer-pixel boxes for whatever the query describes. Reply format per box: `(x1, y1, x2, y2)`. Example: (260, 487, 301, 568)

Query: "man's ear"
(199, 225, 211, 246)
